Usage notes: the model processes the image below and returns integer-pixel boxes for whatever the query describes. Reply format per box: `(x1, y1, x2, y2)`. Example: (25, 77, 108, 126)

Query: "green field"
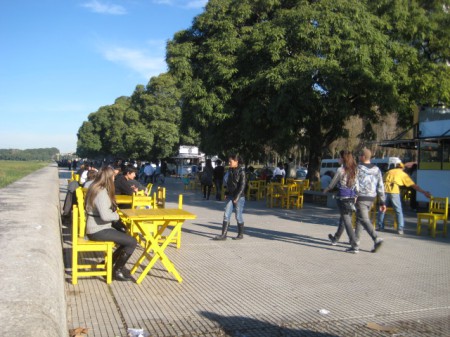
(0, 160, 50, 188)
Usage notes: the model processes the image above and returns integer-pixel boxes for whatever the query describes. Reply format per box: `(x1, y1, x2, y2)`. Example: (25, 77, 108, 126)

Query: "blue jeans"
(223, 197, 245, 224)
(377, 193, 404, 230)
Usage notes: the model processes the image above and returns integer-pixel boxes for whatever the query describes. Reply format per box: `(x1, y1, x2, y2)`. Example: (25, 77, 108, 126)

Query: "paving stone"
(60, 170, 450, 337)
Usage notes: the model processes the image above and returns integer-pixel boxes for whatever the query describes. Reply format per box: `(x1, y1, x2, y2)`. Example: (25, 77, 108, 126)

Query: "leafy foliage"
(167, 0, 449, 175)
(77, 74, 182, 159)
(0, 148, 59, 161)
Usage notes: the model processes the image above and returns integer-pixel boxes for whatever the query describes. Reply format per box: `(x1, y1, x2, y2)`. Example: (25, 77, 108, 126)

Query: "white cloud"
(101, 45, 167, 79)
(82, 0, 127, 15)
(152, 0, 207, 9)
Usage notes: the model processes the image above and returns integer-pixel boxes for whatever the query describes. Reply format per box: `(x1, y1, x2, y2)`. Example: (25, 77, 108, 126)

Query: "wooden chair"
(266, 183, 284, 208)
(246, 181, 260, 201)
(155, 187, 166, 208)
(75, 187, 88, 237)
(286, 183, 303, 209)
(71, 205, 114, 284)
(131, 194, 155, 209)
(258, 180, 267, 199)
(417, 197, 448, 238)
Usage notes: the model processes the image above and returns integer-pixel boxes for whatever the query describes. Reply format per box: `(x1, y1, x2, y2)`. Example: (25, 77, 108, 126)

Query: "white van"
(370, 157, 402, 173)
(320, 156, 402, 176)
(320, 159, 341, 176)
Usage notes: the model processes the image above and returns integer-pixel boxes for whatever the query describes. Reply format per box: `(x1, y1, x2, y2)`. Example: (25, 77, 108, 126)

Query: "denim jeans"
(337, 198, 358, 249)
(223, 196, 245, 224)
(377, 193, 404, 230)
(355, 200, 378, 242)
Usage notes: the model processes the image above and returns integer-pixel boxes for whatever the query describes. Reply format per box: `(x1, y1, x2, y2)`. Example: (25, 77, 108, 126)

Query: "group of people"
(75, 148, 429, 286)
(323, 148, 430, 254)
(77, 154, 248, 283)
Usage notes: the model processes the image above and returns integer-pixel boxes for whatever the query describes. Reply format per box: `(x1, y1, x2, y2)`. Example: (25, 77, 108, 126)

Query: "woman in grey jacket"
(85, 166, 137, 281)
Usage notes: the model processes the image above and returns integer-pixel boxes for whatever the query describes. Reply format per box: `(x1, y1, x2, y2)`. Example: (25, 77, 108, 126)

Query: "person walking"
(213, 154, 246, 240)
(323, 150, 359, 253)
(213, 159, 225, 200)
(377, 163, 431, 235)
(85, 166, 137, 281)
(201, 159, 214, 200)
(354, 148, 386, 252)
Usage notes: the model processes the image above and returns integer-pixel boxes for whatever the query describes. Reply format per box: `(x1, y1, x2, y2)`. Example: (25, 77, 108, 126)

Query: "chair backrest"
(285, 178, 295, 185)
(146, 183, 153, 195)
(429, 197, 449, 217)
(156, 187, 166, 208)
(132, 194, 154, 209)
(72, 205, 80, 239)
(75, 187, 87, 237)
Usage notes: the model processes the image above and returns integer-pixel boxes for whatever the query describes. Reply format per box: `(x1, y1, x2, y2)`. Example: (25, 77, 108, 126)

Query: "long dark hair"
(340, 150, 357, 187)
(85, 166, 117, 210)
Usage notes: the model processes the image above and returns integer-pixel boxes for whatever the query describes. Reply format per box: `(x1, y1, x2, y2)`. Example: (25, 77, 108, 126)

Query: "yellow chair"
(156, 187, 166, 208)
(246, 181, 260, 201)
(146, 183, 153, 195)
(75, 187, 88, 237)
(131, 194, 155, 209)
(71, 205, 114, 284)
(258, 180, 267, 199)
(266, 183, 284, 208)
(285, 183, 303, 209)
(417, 197, 448, 238)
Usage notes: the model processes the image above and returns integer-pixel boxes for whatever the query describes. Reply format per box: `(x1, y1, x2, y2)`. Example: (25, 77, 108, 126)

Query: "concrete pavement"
(59, 168, 450, 337)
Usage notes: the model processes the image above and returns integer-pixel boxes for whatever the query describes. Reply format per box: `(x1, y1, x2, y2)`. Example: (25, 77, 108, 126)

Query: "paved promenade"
(59, 168, 450, 337)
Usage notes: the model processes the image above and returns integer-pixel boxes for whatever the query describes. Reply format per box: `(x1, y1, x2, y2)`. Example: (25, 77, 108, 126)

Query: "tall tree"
(167, 0, 450, 176)
(77, 73, 182, 160)
(129, 73, 182, 159)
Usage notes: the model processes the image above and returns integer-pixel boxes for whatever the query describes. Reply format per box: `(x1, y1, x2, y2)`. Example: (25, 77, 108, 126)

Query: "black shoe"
(328, 234, 337, 246)
(371, 238, 383, 253)
(233, 234, 243, 240)
(213, 235, 227, 241)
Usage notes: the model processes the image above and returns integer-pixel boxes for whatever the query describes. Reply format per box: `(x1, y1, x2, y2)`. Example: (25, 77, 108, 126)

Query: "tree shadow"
(200, 311, 339, 337)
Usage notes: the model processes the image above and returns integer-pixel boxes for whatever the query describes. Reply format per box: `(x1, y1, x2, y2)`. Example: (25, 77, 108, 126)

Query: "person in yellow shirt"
(377, 163, 431, 234)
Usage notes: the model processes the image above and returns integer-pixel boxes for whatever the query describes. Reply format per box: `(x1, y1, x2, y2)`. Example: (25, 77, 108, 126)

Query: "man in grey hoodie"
(355, 148, 386, 252)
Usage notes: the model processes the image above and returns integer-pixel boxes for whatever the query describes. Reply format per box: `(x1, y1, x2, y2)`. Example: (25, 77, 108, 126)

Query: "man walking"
(377, 162, 431, 235)
(355, 148, 386, 252)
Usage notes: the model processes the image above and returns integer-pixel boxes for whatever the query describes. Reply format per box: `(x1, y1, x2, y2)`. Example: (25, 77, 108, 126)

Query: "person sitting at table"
(85, 166, 137, 281)
(79, 162, 98, 185)
(83, 169, 98, 188)
(115, 165, 139, 196)
(272, 162, 285, 183)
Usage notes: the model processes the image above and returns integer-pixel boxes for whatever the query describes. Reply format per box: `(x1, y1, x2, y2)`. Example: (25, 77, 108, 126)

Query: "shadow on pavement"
(200, 311, 339, 337)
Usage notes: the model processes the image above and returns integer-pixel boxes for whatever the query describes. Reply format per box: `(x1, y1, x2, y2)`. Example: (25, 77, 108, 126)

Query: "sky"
(0, 0, 206, 153)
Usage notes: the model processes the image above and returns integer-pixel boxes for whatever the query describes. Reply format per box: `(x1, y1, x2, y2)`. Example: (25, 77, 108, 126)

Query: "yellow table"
(115, 194, 133, 205)
(119, 208, 197, 284)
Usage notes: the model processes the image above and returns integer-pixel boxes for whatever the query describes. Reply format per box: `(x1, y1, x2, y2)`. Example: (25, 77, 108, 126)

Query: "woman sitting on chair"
(85, 166, 137, 281)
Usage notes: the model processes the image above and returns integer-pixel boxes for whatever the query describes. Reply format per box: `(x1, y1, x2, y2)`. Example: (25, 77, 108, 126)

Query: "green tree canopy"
(167, 0, 450, 175)
(77, 73, 182, 160)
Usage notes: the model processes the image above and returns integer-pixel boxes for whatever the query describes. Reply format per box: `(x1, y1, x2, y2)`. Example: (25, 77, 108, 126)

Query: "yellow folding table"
(119, 208, 196, 284)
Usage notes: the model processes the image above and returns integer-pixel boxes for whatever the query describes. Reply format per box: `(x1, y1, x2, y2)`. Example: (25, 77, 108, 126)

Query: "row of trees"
(77, 0, 450, 177)
(0, 148, 59, 161)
